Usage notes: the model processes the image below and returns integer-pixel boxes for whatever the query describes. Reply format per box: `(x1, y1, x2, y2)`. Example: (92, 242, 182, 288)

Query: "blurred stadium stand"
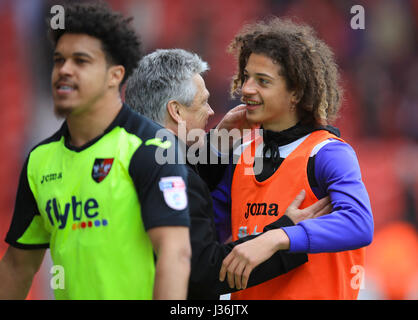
(0, 0, 416, 299)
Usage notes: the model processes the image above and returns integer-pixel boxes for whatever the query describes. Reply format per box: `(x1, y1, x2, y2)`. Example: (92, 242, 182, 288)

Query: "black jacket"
(187, 160, 308, 299)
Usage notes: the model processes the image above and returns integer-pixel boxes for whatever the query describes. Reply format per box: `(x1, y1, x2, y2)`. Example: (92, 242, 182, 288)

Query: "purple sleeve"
(282, 141, 374, 253)
(211, 163, 233, 243)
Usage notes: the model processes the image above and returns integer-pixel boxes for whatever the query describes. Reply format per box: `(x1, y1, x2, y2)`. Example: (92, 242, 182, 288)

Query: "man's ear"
(108, 65, 125, 88)
(291, 89, 302, 105)
(166, 100, 183, 124)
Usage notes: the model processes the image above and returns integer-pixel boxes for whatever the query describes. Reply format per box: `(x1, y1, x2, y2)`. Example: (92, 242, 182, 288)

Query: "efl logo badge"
(92, 158, 114, 183)
(159, 176, 187, 211)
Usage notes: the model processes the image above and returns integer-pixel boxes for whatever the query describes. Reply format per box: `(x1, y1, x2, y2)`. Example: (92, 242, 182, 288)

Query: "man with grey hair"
(125, 49, 331, 299)
(125, 49, 213, 148)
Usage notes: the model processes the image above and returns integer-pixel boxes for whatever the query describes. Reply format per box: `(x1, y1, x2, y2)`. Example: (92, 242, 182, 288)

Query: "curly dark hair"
(48, 1, 142, 85)
(228, 17, 342, 126)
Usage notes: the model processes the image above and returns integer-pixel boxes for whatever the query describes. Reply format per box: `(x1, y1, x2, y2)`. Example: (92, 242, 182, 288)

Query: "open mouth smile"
(243, 98, 263, 110)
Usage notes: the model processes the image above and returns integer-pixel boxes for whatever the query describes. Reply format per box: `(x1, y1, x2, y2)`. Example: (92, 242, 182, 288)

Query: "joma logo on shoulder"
(41, 172, 62, 184)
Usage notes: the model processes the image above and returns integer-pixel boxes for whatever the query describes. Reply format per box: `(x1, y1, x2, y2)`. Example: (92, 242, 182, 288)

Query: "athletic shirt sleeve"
(129, 136, 190, 231)
(282, 141, 374, 253)
(5, 157, 50, 249)
(210, 139, 244, 243)
(211, 162, 234, 243)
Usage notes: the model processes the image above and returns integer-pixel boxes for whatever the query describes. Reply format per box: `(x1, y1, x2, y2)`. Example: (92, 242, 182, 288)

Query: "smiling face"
(51, 33, 114, 118)
(241, 53, 299, 131)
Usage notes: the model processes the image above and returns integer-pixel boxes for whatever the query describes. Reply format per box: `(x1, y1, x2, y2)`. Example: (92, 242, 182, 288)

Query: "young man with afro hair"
(214, 17, 374, 299)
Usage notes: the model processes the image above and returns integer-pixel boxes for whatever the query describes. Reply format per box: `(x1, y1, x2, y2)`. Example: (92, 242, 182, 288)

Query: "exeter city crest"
(92, 158, 114, 183)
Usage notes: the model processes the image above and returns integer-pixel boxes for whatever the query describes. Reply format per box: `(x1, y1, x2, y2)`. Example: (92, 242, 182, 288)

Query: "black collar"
(261, 123, 340, 163)
(262, 122, 340, 146)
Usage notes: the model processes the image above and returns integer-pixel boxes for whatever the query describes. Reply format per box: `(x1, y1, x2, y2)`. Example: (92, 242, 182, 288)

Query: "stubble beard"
(54, 103, 74, 119)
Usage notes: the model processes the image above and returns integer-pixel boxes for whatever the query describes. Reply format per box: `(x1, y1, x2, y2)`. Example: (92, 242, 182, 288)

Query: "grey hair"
(125, 49, 209, 125)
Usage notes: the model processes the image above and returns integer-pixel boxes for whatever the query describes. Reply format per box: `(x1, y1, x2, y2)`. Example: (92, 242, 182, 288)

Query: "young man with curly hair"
(0, 2, 191, 300)
(215, 18, 374, 299)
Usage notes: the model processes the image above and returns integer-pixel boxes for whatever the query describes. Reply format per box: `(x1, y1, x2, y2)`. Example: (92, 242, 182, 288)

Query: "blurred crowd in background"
(0, 0, 416, 299)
